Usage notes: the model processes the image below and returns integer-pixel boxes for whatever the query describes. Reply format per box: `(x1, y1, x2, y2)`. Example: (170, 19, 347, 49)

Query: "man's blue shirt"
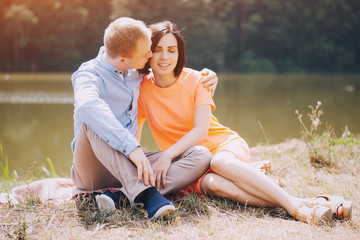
(71, 47, 141, 156)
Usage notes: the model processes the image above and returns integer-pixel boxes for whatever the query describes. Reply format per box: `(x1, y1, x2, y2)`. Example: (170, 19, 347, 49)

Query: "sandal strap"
(292, 203, 330, 224)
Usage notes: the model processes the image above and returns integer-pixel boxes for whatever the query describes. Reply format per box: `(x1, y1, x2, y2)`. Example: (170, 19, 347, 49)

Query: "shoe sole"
(150, 204, 175, 220)
(342, 201, 352, 220)
(314, 206, 332, 225)
(95, 194, 115, 213)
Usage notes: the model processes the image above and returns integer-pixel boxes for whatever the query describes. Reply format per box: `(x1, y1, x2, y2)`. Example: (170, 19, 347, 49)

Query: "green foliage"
(0, 0, 360, 72)
(236, 51, 276, 73)
(277, 59, 305, 73)
(0, 0, 112, 71)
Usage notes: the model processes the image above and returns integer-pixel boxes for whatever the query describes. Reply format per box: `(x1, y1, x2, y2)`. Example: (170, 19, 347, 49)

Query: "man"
(71, 17, 216, 220)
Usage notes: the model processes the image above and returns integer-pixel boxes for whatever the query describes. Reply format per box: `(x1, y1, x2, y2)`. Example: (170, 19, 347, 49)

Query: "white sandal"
(305, 195, 352, 220)
(292, 203, 332, 225)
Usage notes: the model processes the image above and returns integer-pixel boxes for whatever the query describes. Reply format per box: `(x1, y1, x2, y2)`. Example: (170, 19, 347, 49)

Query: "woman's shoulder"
(179, 68, 203, 85)
(181, 68, 201, 78)
(177, 68, 206, 96)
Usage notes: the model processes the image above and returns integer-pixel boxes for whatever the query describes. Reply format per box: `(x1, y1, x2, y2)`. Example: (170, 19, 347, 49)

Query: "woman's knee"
(200, 173, 223, 195)
(210, 152, 234, 172)
(210, 152, 249, 175)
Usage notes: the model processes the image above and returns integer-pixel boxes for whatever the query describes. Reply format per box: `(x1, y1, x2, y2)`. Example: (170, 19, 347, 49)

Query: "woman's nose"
(160, 51, 168, 59)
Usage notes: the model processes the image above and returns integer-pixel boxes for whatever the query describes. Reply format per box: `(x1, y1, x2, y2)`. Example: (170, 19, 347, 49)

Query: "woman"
(136, 20, 352, 224)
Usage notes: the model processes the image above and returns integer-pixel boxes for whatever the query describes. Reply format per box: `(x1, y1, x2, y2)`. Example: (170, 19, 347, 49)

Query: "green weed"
(0, 144, 10, 180)
(295, 101, 359, 170)
(24, 193, 42, 206)
(41, 157, 57, 177)
(16, 217, 27, 240)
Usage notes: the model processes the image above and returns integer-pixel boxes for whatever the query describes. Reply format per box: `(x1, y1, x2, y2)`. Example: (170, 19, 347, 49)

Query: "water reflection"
(0, 103, 74, 176)
(212, 74, 360, 147)
(0, 74, 359, 176)
(0, 80, 73, 104)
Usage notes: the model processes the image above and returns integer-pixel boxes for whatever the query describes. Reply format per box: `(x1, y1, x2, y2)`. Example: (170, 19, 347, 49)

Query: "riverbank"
(1, 138, 359, 239)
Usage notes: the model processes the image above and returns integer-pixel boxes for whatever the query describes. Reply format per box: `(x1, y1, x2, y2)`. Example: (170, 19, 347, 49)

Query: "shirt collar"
(98, 46, 137, 78)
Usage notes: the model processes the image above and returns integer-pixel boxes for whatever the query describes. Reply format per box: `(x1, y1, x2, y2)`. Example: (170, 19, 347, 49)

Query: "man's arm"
(200, 68, 218, 97)
(73, 71, 156, 186)
(72, 71, 140, 156)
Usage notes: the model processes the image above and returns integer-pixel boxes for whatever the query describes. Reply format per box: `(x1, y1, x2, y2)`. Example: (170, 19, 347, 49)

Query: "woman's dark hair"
(139, 21, 186, 77)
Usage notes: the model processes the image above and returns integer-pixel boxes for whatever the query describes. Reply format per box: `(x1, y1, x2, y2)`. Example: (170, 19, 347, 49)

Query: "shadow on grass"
(175, 193, 291, 221)
(74, 192, 292, 230)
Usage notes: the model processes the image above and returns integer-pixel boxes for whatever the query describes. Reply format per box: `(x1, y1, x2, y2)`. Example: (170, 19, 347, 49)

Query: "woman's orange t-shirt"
(137, 68, 241, 154)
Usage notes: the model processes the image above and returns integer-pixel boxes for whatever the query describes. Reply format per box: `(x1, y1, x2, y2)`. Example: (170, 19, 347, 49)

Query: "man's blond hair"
(104, 17, 150, 58)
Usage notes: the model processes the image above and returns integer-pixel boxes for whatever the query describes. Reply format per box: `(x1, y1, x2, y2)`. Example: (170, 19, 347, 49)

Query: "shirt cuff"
(116, 135, 140, 157)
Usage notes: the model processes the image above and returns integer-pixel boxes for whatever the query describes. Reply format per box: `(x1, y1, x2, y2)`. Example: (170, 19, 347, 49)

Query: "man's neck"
(104, 53, 127, 73)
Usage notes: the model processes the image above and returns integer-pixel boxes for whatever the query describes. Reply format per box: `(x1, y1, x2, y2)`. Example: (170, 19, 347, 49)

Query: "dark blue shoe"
(146, 192, 175, 220)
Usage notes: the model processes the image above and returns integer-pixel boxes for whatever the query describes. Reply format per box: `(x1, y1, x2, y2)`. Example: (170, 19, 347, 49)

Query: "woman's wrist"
(163, 149, 177, 161)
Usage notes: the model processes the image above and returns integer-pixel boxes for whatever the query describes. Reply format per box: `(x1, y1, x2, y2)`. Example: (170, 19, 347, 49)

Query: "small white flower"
(313, 118, 320, 128)
(317, 101, 322, 106)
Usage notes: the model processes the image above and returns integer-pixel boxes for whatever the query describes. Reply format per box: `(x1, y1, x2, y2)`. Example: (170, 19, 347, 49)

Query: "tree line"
(1, 0, 359, 73)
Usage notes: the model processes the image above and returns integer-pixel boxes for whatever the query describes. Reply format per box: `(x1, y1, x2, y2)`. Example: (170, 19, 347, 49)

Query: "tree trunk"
(238, 2, 247, 57)
(13, 32, 19, 70)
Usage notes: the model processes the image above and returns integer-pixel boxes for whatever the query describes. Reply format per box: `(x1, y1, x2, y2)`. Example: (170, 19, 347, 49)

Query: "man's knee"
(188, 146, 212, 160)
(187, 146, 212, 168)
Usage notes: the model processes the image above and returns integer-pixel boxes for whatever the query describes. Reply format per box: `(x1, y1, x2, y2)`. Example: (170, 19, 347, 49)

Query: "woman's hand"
(200, 68, 218, 96)
(152, 151, 174, 190)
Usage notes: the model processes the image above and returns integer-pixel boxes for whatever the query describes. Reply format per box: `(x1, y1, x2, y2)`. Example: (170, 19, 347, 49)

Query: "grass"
(1, 137, 359, 239)
(0, 144, 9, 180)
(41, 158, 58, 178)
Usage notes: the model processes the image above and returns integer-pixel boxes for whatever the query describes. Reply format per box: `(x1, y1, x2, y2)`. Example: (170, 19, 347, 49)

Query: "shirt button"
(115, 70, 118, 73)
(123, 150, 126, 153)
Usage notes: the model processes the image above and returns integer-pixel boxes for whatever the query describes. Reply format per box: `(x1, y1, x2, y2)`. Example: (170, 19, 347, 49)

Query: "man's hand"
(128, 147, 155, 187)
(152, 151, 173, 190)
(200, 68, 218, 96)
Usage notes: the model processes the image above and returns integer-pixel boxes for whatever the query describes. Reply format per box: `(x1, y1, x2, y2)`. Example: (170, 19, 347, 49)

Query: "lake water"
(0, 73, 359, 177)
